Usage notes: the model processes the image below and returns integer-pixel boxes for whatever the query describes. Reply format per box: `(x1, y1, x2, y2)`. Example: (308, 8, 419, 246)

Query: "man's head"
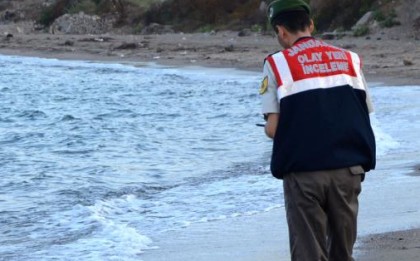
(267, 0, 313, 48)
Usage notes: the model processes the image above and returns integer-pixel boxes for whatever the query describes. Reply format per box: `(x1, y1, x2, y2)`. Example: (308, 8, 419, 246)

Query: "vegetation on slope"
(1, 0, 407, 33)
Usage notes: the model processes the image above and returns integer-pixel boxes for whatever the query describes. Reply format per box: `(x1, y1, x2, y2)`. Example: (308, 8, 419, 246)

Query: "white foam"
(370, 113, 400, 157)
(83, 196, 155, 258)
(35, 196, 156, 260)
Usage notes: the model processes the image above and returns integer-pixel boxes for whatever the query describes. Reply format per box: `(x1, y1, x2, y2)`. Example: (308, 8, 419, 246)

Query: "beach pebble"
(342, 44, 357, 49)
(141, 23, 174, 35)
(225, 44, 234, 52)
(238, 29, 251, 37)
(403, 59, 414, 66)
(64, 40, 74, 46)
(114, 42, 138, 50)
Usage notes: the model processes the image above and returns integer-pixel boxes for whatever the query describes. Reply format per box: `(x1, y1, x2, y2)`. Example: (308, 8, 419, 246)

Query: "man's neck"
(288, 31, 312, 47)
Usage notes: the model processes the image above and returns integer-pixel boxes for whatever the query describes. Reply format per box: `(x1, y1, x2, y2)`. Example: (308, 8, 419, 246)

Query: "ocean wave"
(60, 115, 77, 121)
(371, 114, 400, 157)
(16, 110, 47, 120)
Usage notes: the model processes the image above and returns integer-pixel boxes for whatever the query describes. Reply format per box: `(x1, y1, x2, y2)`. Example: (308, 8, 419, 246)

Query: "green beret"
(268, 0, 311, 23)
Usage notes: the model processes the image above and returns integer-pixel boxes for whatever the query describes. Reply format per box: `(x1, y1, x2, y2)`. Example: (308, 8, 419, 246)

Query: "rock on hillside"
(50, 12, 113, 34)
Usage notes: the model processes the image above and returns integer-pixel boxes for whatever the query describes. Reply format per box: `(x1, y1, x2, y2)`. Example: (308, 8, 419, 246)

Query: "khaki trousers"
(283, 167, 363, 261)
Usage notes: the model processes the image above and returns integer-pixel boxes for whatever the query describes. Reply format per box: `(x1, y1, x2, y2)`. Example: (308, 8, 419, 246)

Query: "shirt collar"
(293, 36, 314, 46)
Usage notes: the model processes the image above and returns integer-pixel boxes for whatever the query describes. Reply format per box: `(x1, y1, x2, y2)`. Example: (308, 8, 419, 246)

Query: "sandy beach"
(1, 28, 419, 85)
(1, 27, 420, 260)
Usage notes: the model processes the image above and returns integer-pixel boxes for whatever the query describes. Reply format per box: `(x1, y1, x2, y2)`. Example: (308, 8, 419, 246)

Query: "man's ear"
(276, 25, 286, 37)
(309, 19, 315, 33)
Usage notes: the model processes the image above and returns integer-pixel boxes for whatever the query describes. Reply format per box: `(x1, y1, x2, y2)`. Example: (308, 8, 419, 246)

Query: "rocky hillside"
(0, 0, 419, 38)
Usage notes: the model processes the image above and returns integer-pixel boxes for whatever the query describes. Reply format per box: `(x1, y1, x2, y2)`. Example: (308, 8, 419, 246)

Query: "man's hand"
(265, 113, 279, 139)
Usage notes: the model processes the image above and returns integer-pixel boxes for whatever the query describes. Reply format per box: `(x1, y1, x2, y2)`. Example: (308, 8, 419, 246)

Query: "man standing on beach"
(259, 0, 376, 260)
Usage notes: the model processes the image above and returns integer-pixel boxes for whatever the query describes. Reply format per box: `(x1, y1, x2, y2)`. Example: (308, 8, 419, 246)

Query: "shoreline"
(1, 46, 417, 87)
(1, 31, 419, 86)
(1, 31, 420, 260)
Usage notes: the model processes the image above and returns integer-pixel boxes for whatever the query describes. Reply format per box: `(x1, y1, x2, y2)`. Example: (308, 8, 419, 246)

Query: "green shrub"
(127, 0, 157, 8)
(360, 0, 377, 16)
(133, 22, 144, 34)
(381, 17, 401, 28)
(374, 9, 401, 28)
(67, 0, 97, 14)
(373, 10, 386, 22)
(353, 25, 370, 37)
(198, 25, 215, 33)
(251, 24, 262, 33)
(143, 0, 262, 32)
(38, 0, 73, 26)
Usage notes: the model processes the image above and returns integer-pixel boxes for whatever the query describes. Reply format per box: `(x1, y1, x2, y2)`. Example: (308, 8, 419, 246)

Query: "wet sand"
(0, 30, 419, 85)
(357, 228, 420, 260)
(1, 28, 420, 260)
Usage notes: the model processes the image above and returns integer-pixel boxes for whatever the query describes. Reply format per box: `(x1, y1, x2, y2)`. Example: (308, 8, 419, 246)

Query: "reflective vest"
(267, 37, 376, 179)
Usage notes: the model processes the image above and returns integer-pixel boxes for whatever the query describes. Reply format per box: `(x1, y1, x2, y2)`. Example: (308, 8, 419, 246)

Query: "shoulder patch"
(259, 76, 269, 95)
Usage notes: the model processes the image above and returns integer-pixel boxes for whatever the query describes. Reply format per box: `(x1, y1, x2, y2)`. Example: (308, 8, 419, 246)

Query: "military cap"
(268, 0, 311, 23)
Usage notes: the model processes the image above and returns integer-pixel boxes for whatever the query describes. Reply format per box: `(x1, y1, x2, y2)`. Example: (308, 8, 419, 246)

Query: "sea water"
(0, 55, 418, 260)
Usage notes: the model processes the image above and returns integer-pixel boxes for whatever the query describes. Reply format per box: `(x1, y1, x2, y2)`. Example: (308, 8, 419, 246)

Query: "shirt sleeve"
(260, 60, 280, 115)
(360, 71, 374, 114)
